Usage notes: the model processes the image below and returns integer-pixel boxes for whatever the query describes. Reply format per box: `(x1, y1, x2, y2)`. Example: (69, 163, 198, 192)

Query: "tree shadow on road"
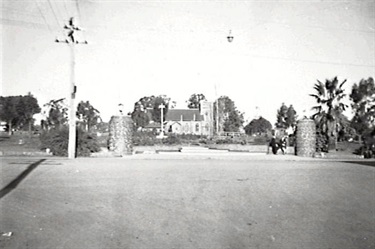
(0, 159, 46, 199)
(342, 160, 375, 167)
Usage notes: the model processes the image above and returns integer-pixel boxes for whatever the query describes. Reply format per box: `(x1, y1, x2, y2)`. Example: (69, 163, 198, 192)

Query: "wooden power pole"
(56, 17, 87, 159)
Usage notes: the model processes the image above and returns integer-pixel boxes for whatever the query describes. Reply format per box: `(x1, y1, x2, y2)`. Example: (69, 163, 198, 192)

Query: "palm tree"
(310, 77, 348, 151)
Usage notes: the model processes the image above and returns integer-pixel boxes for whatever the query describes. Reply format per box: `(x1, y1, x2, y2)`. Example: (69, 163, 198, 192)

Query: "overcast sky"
(1, 0, 374, 124)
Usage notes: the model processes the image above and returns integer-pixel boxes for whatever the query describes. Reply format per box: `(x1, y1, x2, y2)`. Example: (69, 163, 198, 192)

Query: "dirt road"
(1, 156, 374, 248)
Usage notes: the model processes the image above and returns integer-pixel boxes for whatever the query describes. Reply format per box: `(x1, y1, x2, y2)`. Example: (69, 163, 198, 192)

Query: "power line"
(75, 0, 87, 40)
(47, 0, 61, 28)
(246, 53, 375, 69)
(51, 0, 65, 23)
(34, 0, 54, 34)
(0, 18, 50, 30)
(0, 7, 40, 17)
(75, 0, 83, 21)
(63, 0, 71, 19)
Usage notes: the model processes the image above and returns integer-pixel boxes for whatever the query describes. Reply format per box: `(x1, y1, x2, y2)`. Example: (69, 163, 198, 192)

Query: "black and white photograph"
(1, 0, 374, 248)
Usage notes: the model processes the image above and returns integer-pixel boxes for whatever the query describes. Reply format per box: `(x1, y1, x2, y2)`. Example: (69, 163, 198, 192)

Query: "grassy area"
(0, 132, 43, 153)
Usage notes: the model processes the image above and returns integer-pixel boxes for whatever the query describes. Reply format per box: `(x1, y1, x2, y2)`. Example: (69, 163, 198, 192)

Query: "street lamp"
(227, 30, 234, 42)
(159, 103, 165, 137)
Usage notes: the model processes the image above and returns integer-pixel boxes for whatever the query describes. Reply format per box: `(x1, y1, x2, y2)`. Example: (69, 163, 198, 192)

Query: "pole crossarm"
(55, 17, 87, 159)
(55, 17, 88, 44)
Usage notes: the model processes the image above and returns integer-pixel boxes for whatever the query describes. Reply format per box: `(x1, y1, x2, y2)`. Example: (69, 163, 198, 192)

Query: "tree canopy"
(43, 98, 68, 129)
(76, 101, 101, 131)
(131, 95, 173, 128)
(350, 77, 375, 135)
(244, 117, 272, 135)
(275, 103, 298, 129)
(310, 77, 348, 150)
(214, 96, 244, 133)
(186, 93, 207, 109)
(0, 94, 41, 134)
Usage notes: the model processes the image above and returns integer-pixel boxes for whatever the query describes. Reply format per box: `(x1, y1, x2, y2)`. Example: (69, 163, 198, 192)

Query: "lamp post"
(215, 30, 234, 136)
(159, 103, 165, 137)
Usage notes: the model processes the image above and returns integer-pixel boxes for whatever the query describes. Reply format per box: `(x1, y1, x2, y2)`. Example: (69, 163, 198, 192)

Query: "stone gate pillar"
(108, 116, 133, 156)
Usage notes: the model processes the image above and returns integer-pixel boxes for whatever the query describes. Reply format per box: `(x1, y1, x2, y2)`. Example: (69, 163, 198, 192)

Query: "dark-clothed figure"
(269, 136, 278, 155)
(279, 136, 288, 155)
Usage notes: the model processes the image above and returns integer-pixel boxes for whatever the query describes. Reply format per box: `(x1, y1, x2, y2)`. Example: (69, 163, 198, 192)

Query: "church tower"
(200, 101, 214, 137)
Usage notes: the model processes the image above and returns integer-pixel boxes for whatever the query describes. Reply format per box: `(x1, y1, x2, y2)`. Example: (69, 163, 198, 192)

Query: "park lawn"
(0, 132, 43, 153)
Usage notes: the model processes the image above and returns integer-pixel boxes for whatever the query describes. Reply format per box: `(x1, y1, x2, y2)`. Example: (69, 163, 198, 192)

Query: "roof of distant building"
(166, 109, 204, 121)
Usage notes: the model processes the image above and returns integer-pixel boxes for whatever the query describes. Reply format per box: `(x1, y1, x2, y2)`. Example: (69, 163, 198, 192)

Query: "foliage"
(214, 96, 244, 133)
(76, 100, 101, 131)
(316, 131, 328, 153)
(43, 98, 68, 129)
(131, 95, 174, 129)
(350, 77, 375, 135)
(275, 103, 288, 129)
(132, 131, 160, 146)
(187, 93, 207, 109)
(152, 96, 170, 124)
(132, 131, 207, 146)
(39, 127, 100, 157)
(310, 77, 348, 150)
(96, 122, 109, 134)
(162, 134, 181, 145)
(286, 105, 298, 129)
(354, 128, 375, 158)
(244, 117, 272, 135)
(0, 93, 41, 135)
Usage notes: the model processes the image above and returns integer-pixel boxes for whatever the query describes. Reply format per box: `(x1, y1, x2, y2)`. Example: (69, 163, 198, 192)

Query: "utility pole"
(56, 17, 88, 159)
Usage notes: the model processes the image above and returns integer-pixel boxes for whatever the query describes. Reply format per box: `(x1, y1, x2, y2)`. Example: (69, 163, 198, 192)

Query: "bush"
(354, 128, 375, 158)
(253, 135, 269, 145)
(39, 127, 100, 157)
(132, 131, 160, 146)
(316, 132, 328, 153)
(162, 134, 181, 145)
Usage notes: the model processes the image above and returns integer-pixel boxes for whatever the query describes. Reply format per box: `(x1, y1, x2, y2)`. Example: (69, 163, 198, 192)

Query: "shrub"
(132, 131, 160, 146)
(39, 127, 100, 157)
(253, 135, 269, 145)
(354, 128, 375, 158)
(316, 132, 328, 153)
(162, 134, 181, 145)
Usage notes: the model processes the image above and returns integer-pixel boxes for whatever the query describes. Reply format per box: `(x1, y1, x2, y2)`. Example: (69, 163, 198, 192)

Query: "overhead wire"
(47, 0, 61, 28)
(75, 0, 87, 40)
(0, 18, 49, 30)
(34, 0, 54, 34)
(62, 0, 71, 20)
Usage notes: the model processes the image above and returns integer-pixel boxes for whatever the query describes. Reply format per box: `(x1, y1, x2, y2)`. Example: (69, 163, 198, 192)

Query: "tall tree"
(310, 77, 348, 150)
(0, 94, 41, 135)
(131, 95, 172, 128)
(275, 103, 288, 129)
(0, 96, 17, 135)
(187, 93, 207, 109)
(244, 117, 272, 135)
(152, 96, 170, 124)
(349, 77, 375, 135)
(44, 98, 68, 129)
(214, 96, 244, 133)
(76, 101, 101, 131)
(286, 105, 298, 129)
(21, 93, 41, 136)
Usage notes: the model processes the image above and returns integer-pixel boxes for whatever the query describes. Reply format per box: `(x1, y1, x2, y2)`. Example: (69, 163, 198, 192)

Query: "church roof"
(166, 109, 204, 121)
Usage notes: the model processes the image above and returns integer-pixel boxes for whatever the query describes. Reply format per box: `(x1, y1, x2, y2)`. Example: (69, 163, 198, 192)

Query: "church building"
(164, 101, 214, 136)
